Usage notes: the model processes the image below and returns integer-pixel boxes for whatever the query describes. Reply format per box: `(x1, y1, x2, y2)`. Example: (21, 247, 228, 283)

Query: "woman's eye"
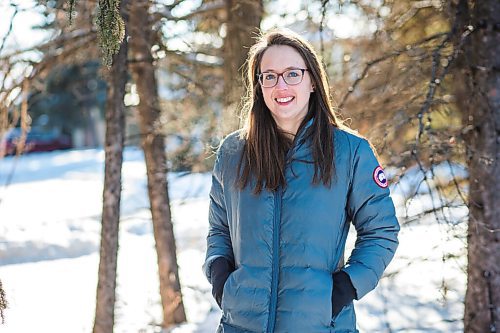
(264, 73, 276, 81)
(287, 70, 300, 77)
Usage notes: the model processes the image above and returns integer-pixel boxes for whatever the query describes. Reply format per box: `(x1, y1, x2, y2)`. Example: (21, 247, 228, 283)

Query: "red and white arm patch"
(373, 166, 388, 188)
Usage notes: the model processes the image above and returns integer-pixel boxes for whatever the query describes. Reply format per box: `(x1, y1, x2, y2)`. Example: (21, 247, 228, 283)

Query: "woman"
(203, 29, 400, 333)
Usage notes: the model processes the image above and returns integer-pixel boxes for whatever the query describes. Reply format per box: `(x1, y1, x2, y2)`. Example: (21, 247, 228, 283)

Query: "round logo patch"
(373, 166, 388, 188)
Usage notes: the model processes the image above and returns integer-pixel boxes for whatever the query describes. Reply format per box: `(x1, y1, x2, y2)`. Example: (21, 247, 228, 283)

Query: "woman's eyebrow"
(261, 66, 302, 72)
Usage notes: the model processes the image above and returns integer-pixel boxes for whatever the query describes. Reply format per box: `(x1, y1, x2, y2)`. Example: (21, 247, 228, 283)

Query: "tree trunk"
(462, 0, 500, 332)
(129, 0, 187, 327)
(92, 1, 128, 332)
(222, 0, 263, 134)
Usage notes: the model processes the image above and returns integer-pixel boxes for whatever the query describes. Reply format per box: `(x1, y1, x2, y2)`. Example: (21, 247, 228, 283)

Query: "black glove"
(331, 270, 357, 317)
(210, 257, 235, 308)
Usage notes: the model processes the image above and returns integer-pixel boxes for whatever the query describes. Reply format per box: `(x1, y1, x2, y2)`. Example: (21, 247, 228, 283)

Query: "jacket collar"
(287, 117, 314, 160)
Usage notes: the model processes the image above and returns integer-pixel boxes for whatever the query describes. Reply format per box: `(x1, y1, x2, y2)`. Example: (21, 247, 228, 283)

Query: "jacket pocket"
(220, 272, 232, 310)
(330, 302, 357, 332)
(330, 304, 346, 326)
(221, 268, 239, 311)
(219, 320, 252, 332)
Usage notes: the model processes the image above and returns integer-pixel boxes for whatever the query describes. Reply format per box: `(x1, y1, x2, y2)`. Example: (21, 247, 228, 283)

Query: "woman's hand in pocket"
(210, 257, 235, 308)
(331, 270, 357, 317)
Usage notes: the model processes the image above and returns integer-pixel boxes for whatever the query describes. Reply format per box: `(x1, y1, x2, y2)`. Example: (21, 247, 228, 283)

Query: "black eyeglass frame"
(257, 68, 309, 88)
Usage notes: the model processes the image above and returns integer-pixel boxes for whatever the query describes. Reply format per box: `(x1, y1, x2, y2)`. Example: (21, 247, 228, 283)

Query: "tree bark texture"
(129, 0, 187, 327)
(92, 1, 129, 333)
(462, 0, 500, 332)
(222, 0, 263, 134)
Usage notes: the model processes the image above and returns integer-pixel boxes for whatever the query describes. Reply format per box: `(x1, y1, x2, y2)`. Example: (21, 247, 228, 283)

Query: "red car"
(1, 127, 72, 156)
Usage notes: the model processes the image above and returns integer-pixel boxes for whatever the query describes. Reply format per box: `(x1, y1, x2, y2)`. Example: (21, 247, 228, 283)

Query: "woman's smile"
(275, 96, 295, 105)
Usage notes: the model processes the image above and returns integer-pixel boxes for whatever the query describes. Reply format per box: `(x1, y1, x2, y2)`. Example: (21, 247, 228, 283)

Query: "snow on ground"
(0, 148, 466, 332)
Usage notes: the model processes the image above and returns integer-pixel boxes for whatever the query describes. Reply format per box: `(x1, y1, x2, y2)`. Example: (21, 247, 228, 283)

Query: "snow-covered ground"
(0, 148, 466, 332)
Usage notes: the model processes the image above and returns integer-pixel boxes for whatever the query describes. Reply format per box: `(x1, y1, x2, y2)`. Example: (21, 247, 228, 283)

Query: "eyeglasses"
(258, 68, 308, 88)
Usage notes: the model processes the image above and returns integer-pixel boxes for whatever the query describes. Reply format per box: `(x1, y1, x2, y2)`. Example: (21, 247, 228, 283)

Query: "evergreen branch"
(68, 0, 77, 25)
(0, 279, 6, 324)
(96, 0, 126, 67)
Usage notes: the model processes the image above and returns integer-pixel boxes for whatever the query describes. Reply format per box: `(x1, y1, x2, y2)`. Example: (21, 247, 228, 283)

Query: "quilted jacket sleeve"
(202, 146, 234, 284)
(343, 138, 400, 299)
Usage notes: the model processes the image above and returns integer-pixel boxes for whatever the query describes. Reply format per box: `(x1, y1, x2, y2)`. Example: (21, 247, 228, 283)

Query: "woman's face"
(259, 45, 314, 135)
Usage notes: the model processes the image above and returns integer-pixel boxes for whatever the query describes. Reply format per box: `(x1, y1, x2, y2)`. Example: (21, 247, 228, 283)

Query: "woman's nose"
(275, 75, 288, 89)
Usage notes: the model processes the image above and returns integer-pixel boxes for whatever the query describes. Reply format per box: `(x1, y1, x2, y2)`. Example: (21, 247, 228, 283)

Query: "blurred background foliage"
(0, 0, 472, 261)
(0, 0, 466, 177)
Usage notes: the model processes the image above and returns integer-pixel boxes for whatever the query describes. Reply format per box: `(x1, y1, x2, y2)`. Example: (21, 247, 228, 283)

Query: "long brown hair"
(237, 29, 343, 194)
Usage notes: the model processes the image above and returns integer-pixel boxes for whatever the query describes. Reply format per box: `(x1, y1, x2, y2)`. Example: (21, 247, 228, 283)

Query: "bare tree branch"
(154, 0, 225, 22)
(338, 31, 448, 109)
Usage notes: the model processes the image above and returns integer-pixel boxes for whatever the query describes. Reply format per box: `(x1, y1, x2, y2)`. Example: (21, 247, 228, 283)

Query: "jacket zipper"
(267, 135, 303, 332)
(267, 187, 282, 333)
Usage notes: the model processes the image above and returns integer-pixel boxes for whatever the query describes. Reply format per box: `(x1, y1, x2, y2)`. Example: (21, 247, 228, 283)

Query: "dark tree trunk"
(129, 0, 186, 327)
(461, 0, 500, 332)
(222, 0, 263, 134)
(92, 1, 128, 332)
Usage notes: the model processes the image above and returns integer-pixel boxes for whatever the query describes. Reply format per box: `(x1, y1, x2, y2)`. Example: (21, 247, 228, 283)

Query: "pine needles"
(0, 279, 6, 324)
(96, 0, 125, 67)
(67, 0, 125, 67)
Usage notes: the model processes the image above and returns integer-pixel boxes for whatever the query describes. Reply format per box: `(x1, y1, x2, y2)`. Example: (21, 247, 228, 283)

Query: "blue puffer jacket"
(203, 124, 400, 333)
